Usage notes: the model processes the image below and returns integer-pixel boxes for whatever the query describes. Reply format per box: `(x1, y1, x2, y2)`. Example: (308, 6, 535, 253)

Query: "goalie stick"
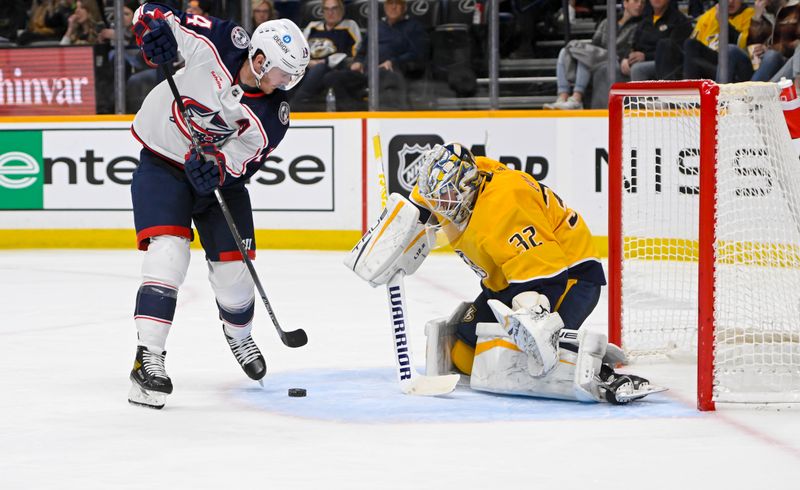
(162, 66, 307, 349)
(370, 134, 457, 395)
(386, 271, 460, 395)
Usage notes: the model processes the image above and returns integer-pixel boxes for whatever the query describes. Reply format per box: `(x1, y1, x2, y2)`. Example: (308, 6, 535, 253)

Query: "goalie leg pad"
(573, 329, 607, 402)
(424, 302, 475, 376)
(135, 235, 190, 351)
(470, 322, 579, 401)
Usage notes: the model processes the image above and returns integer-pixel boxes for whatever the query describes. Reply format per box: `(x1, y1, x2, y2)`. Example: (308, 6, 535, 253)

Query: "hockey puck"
(288, 388, 307, 397)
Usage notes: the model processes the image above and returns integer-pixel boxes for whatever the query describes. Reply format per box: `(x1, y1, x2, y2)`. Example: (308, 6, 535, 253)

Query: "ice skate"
(600, 366, 667, 404)
(224, 327, 267, 382)
(128, 346, 173, 409)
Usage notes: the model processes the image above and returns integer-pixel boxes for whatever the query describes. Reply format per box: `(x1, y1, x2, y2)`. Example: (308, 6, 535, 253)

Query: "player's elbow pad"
(344, 193, 435, 287)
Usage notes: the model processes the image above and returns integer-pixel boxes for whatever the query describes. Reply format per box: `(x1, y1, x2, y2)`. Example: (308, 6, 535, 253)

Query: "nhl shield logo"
(396, 144, 434, 191)
(387, 134, 444, 197)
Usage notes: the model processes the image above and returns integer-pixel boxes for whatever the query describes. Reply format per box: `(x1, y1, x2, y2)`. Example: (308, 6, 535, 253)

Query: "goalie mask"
(248, 19, 310, 90)
(416, 143, 483, 227)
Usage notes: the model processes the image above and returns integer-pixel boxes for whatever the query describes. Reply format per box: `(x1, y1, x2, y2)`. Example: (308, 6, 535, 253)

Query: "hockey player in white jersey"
(127, 2, 309, 409)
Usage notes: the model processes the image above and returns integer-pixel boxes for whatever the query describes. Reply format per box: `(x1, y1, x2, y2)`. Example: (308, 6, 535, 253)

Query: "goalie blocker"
(344, 193, 436, 287)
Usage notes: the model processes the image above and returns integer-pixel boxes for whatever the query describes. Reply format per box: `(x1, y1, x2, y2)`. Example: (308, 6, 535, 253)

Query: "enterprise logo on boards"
(0, 126, 335, 211)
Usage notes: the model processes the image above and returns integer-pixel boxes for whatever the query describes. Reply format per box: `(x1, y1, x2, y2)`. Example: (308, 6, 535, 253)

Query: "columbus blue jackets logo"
(231, 26, 250, 49)
(278, 101, 290, 125)
(171, 97, 236, 145)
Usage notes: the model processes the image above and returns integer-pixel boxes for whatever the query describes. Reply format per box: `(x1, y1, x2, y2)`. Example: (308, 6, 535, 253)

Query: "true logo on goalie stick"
(388, 285, 412, 380)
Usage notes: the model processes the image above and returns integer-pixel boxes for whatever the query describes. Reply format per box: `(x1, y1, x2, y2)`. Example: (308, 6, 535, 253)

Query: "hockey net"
(608, 80, 800, 410)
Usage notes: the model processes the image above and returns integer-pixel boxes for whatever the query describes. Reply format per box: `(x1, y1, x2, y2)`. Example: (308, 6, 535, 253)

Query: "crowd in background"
(1, 0, 799, 112)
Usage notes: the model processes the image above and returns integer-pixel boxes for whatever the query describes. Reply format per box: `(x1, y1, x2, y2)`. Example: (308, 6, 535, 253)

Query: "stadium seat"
(346, 0, 370, 29)
(443, 0, 476, 25)
(298, 0, 324, 27)
(406, 0, 440, 30)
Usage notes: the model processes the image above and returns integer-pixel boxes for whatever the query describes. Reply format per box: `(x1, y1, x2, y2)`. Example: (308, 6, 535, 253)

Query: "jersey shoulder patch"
(278, 101, 290, 125)
(230, 25, 250, 49)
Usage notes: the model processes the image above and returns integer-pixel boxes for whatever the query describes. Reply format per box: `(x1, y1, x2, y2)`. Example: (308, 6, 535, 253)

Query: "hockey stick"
(386, 271, 460, 395)
(161, 66, 307, 348)
(371, 134, 458, 395)
(373, 133, 388, 208)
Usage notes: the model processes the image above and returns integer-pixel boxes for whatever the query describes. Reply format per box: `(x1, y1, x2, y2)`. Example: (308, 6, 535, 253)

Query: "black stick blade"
(280, 328, 308, 348)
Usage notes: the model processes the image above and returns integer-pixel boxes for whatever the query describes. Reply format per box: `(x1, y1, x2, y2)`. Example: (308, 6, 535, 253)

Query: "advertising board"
(0, 46, 96, 116)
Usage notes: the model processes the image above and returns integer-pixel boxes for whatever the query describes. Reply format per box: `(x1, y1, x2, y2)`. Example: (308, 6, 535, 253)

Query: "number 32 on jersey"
(508, 225, 542, 251)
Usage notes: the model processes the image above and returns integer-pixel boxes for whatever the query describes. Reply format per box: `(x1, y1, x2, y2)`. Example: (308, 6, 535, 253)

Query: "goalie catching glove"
(344, 193, 436, 286)
(184, 143, 226, 195)
(133, 10, 178, 66)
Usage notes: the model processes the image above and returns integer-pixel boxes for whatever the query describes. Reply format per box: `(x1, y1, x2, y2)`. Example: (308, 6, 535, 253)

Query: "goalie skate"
(128, 346, 173, 410)
(600, 369, 667, 404)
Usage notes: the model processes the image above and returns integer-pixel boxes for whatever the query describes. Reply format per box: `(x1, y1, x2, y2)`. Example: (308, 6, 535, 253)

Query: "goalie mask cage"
(608, 80, 800, 411)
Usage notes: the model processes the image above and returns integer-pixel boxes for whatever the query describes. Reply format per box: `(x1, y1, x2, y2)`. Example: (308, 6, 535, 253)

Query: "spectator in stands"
(252, 0, 277, 29)
(626, 0, 691, 81)
(321, 0, 429, 110)
(17, 0, 73, 45)
(683, 0, 755, 82)
(60, 0, 106, 45)
(747, 0, 800, 81)
(544, 0, 644, 110)
(292, 0, 361, 111)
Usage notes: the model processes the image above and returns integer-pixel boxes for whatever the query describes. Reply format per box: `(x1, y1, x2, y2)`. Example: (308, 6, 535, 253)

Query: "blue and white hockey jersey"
(131, 3, 290, 185)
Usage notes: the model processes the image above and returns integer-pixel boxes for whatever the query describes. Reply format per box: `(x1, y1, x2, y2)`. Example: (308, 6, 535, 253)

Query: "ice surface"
(2, 250, 800, 489)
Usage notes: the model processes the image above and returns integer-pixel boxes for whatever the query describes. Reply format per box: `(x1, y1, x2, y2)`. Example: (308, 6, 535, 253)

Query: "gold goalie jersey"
(413, 157, 605, 293)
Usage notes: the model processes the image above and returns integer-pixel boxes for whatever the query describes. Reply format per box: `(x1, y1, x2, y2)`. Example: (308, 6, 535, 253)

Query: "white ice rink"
(2, 249, 800, 489)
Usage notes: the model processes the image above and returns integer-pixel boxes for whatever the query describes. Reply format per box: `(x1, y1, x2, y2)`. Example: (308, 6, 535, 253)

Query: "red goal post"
(608, 80, 800, 411)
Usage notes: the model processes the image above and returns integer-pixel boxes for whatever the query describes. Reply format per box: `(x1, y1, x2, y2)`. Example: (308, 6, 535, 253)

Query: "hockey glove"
(133, 11, 177, 66)
(184, 144, 226, 195)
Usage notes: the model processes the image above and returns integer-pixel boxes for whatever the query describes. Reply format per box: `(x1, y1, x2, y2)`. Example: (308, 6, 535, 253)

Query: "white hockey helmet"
(416, 143, 483, 227)
(248, 19, 310, 90)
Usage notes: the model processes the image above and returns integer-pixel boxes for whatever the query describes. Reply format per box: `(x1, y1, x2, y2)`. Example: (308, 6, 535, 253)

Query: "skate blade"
(615, 385, 668, 403)
(128, 382, 167, 409)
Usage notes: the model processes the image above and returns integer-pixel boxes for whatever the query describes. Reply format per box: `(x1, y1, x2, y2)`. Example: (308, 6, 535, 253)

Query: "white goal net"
(609, 81, 800, 408)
